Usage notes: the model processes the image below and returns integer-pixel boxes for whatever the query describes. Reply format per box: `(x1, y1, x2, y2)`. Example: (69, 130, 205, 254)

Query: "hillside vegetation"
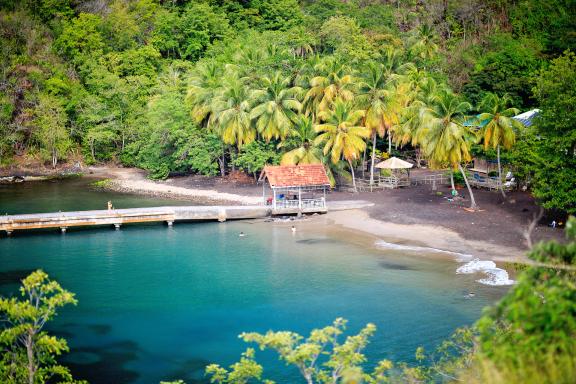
(0, 0, 574, 211)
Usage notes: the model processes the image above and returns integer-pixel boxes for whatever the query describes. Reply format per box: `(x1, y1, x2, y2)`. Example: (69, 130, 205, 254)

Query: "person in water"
(291, 225, 296, 234)
(107, 201, 113, 210)
(239, 232, 245, 237)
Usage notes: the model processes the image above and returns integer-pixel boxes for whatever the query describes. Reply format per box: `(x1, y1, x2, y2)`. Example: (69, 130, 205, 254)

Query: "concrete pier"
(0, 205, 270, 235)
(0, 201, 372, 236)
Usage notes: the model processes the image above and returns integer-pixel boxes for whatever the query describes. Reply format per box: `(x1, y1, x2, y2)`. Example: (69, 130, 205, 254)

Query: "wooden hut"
(260, 164, 330, 214)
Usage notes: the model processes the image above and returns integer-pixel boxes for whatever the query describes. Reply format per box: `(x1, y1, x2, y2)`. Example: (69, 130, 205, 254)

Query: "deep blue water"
(0, 179, 507, 383)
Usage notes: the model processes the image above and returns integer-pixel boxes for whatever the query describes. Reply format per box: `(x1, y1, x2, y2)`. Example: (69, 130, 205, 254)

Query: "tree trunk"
(450, 171, 455, 191)
(369, 132, 377, 186)
(415, 147, 422, 168)
(497, 145, 506, 198)
(26, 333, 35, 384)
(91, 140, 96, 162)
(349, 159, 357, 193)
(52, 148, 57, 168)
(219, 145, 226, 177)
(361, 146, 366, 178)
(388, 131, 392, 154)
(459, 164, 478, 210)
(230, 146, 236, 172)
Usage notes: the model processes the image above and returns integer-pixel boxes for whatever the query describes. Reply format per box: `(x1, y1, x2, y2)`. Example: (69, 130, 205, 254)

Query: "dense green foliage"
(0, 270, 83, 384)
(0, 0, 574, 210)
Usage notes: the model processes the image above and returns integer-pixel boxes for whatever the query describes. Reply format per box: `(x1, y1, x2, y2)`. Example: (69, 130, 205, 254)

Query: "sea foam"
(375, 241, 515, 286)
(456, 259, 515, 286)
(374, 240, 473, 261)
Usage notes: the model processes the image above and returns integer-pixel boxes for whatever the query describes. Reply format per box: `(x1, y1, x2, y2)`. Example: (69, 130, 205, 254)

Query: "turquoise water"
(0, 180, 508, 383)
(0, 177, 194, 214)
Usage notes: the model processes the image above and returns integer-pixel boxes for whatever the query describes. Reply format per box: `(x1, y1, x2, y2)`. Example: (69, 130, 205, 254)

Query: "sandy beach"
(81, 166, 560, 264)
(91, 167, 263, 205)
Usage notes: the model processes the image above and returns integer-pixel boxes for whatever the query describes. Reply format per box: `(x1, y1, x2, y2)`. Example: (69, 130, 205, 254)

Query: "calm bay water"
(0, 179, 508, 383)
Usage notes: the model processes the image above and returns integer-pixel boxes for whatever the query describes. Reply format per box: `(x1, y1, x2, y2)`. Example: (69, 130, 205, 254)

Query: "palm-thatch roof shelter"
(373, 157, 413, 189)
(375, 157, 414, 169)
(259, 164, 330, 214)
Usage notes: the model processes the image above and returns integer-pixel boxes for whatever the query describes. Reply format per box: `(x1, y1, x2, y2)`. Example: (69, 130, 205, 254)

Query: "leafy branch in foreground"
(0, 270, 84, 384)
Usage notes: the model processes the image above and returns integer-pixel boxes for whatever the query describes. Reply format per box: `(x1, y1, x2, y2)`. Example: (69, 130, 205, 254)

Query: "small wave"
(374, 240, 473, 261)
(456, 259, 515, 286)
(375, 240, 515, 286)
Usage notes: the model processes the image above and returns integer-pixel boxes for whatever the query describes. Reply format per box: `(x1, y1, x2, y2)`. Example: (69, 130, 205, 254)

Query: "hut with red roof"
(259, 164, 330, 213)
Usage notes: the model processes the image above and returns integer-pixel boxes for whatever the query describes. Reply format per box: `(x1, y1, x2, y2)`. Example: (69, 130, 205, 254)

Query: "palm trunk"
(497, 145, 506, 198)
(459, 164, 477, 210)
(349, 159, 357, 193)
(230, 146, 236, 172)
(388, 131, 392, 154)
(219, 145, 226, 176)
(450, 171, 455, 191)
(362, 146, 366, 178)
(369, 132, 376, 186)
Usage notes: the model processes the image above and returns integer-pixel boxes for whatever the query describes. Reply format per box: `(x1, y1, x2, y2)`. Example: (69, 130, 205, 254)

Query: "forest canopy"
(0, 0, 575, 211)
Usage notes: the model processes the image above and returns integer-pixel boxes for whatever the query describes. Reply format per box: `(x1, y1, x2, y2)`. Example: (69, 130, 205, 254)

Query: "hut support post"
(298, 188, 302, 210)
(272, 189, 277, 210)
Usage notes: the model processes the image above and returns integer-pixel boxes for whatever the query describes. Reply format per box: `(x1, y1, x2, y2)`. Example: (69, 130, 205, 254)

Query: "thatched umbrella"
(375, 157, 413, 183)
(375, 157, 413, 169)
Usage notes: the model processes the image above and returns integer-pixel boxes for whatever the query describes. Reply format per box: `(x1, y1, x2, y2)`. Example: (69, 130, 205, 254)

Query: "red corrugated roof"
(262, 164, 330, 188)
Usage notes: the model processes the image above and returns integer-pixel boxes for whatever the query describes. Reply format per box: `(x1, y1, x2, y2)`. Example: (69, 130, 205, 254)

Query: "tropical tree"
(280, 115, 322, 165)
(186, 60, 223, 126)
(315, 99, 369, 191)
(250, 72, 302, 142)
(415, 90, 478, 209)
(0, 270, 81, 384)
(356, 57, 410, 185)
(206, 318, 377, 384)
(477, 93, 522, 198)
(395, 76, 442, 168)
(304, 57, 355, 118)
(33, 93, 72, 168)
(408, 24, 439, 62)
(211, 73, 256, 148)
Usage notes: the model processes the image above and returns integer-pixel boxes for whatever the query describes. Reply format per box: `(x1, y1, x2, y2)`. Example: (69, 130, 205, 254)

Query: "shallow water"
(0, 179, 509, 383)
(0, 177, 194, 214)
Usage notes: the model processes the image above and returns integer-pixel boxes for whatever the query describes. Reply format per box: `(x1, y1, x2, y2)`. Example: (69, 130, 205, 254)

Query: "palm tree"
(409, 24, 439, 61)
(280, 115, 322, 165)
(211, 74, 255, 148)
(356, 61, 403, 185)
(186, 60, 222, 126)
(477, 93, 522, 198)
(304, 57, 355, 118)
(315, 99, 370, 192)
(416, 90, 479, 210)
(250, 72, 303, 142)
(395, 76, 443, 168)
